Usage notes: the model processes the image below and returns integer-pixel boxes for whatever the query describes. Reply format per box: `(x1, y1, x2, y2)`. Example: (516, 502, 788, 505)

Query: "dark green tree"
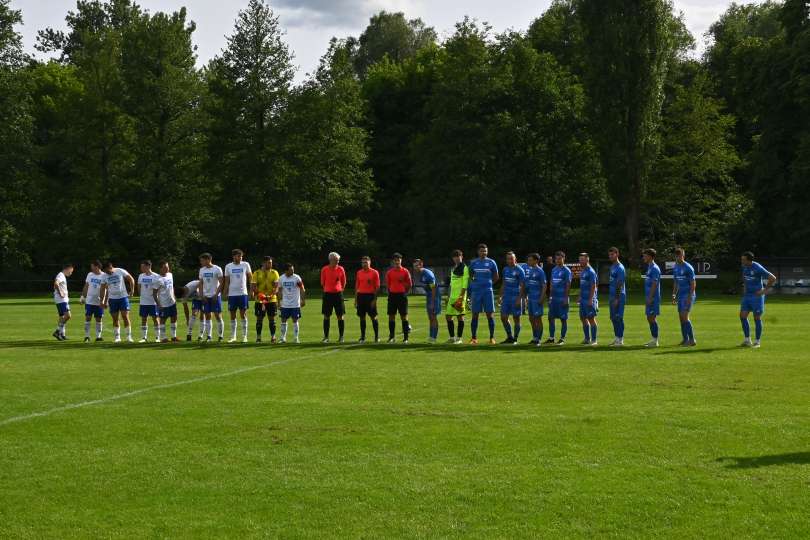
(353, 11, 437, 77)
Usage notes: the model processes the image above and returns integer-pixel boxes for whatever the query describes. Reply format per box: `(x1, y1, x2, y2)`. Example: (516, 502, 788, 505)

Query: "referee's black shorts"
(254, 301, 278, 318)
(356, 293, 378, 318)
(387, 293, 408, 317)
(322, 292, 345, 317)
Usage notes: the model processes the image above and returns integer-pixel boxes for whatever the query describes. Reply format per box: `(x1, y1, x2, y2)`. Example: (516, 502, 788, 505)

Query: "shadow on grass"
(716, 452, 810, 469)
(653, 346, 741, 355)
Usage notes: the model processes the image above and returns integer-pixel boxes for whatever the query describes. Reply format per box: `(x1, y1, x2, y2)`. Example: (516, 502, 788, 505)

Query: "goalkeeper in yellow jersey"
(444, 249, 469, 344)
(251, 256, 280, 343)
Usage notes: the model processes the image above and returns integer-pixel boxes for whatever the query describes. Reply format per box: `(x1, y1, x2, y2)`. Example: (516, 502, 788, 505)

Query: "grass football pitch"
(1, 293, 809, 538)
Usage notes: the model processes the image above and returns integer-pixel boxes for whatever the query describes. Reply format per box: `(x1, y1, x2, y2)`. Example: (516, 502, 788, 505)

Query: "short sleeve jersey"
(199, 265, 224, 298)
(137, 272, 161, 306)
(85, 272, 107, 306)
(279, 274, 303, 308)
(106, 268, 132, 300)
(224, 261, 252, 296)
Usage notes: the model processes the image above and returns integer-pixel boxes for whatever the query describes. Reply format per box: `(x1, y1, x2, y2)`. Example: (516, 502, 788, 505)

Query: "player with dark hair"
(739, 251, 776, 348)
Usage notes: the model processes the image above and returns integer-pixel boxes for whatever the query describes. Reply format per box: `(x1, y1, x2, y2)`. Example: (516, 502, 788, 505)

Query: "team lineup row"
(50, 245, 776, 348)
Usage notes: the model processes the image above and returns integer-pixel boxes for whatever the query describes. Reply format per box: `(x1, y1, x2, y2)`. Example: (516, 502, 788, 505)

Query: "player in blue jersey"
(607, 247, 627, 347)
(642, 249, 662, 347)
(524, 253, 547, 345)
(739, 251, 776, 348)
(413, 259, 442, 343)
(577, 253, 599, 346)
(545, 251, 572, 346)
(498, 252, 526, 344)
(672, 247, 697, 346)
(468, 244, 499, 345)
(519, 259, 531, 316)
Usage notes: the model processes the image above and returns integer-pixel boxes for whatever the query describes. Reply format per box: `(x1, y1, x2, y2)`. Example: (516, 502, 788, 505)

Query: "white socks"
(188, 315, 196, 335)
(241, 318, 248, 338)
(85, 321, 91, 338)
(280, 322, 287, 340)
(294, 321, 299, 339)
(230, 319, 237, 339)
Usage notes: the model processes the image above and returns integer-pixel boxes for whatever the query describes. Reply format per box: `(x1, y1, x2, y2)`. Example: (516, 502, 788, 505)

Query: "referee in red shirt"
(385, 253, 412, 343)
(320, 252, 347, 343)
(355, 256, 381, 343)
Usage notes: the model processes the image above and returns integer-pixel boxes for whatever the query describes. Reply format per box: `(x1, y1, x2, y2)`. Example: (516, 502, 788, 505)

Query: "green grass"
(1, 293, 809, 538)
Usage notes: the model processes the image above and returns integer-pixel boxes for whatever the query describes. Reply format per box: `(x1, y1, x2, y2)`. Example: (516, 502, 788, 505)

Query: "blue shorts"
(159, 304, 178, 319)
(677, 294, 696, 313)
(56, 302, 70, 316)
(202, 296, 222, 314)
(139, 305, 158, 318)
(579, 300, 598, 319)
(191, 299, 203, 311)
(108, 297, 130, 314)
(548, 300, 570, 320)
(741, 294, 765, 315)
(425, 294, 442, 316)
(228, 295, 249, 312)
(471, 289, 495, 313)
(85, 304, 104, 318)
(501, 295, 523, 317)
(526, 297, 544, 318)
(280, 307, 301, 321)
(645, 301, 661, 316)
(609, 296, 626, 319)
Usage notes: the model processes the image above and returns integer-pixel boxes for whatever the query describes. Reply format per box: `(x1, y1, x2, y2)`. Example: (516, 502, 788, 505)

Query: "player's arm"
(80, 281, 89, 304)
(100, 283, 109, 307)
(613, 274, 624, 306)
(760, 269, 777, 295)
(126, 274, 135, 296)
(197, 279, 204, 299)
(354, 272, 359, 307)
(152, 282, 161, 306)
(340, 268, 347, 291)
(563, 275, 571, 304)
(183, 301, 190, 323)
(588, 276, 596, 307)
(299, 279, 306, 307)
(250, 274, 257, 300)
(216, 273, 224, 296)
(221, 273, 230, 299)
(372, 272, 380, 307)
(672, 275, 678, 304)
(647, 277, 657, 305)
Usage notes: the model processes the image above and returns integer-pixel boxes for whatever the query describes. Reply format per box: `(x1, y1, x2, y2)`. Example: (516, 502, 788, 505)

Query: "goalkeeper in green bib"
(444, 249, 470, 344)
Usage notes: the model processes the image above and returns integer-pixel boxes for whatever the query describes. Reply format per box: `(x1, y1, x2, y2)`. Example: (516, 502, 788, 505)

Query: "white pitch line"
(0, 344, 361, 428)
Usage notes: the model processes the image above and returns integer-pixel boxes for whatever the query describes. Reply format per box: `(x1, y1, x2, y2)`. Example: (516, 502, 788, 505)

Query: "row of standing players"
(50, 245, 777, 348)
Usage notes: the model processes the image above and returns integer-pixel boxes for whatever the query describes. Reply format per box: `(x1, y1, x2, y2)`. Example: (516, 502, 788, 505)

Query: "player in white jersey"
(136, 260, 161, 343)
(52, 263, 75, 340)
(278, 263, 306, 343)
(180, 279, 204, 340)
(80, 260, 108, 342)
(152, 261, 179, 343)
(197, 252, 225, 342)
(223, 248, 253, 343)
(102, 261, 135, 343)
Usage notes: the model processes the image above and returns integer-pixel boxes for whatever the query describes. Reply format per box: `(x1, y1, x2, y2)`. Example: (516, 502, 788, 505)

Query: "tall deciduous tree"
(353, 11, 436, 77)
(579, 0, 679, 262)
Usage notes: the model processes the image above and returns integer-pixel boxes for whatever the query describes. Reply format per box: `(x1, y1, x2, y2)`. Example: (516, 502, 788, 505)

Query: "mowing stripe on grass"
(0, 344, 361, 427)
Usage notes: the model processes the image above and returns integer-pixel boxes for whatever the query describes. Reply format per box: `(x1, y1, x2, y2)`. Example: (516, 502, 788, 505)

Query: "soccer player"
(386, 253, 412, 343)
(469, 244, 499, 345)
(278, 263, 306, 344)
(136, 260, 161, 343)
(607, 247, 627, 347)
(524, 253, 547, 345)
(578, 253, 599, 346)
(413, 259, 441, 343)
(197, 253, 224, 342)
(740, 251, 776, 348)
(180, 279, 204, 341)
(320, 252, 347, 343)
(52, 263, 74, 340)
(499, 251, 526, 345)
(545, 251, 572, 346)
(103, 261, 135, 343)
(80, 260, 107, 342)
(445, 249, 469, 344)
(642, 249, 662, 348)
(672, 246, 697, 347)
(251, 256, 280, 343)
(355, 256, 381, 343)
(153, 261, 178, 343)
(223, 248, 253, 343)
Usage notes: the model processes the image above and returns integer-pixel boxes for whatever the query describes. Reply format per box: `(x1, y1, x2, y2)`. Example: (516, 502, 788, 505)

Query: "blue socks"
(590, 323, 597, 342)
(429, 325, 438, 339)
(560, 320, 567, 339)
(503, 321, 513, 339)
(514, 324, 521, 340)
(755, 319, 763, 340)
(650, 321, 659, 339)
(582, 322, 590, 341)
(471, 318, 478, 339)
(611, 317, 624, 338)
(487, 318, 495, 339)
(681, 320, 695, 342)
(549, 319, 556, 338)
(741, 318, 750, 338)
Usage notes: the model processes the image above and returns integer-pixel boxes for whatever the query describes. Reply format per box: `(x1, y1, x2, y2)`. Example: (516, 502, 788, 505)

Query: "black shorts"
(387, 293, 408, 316)
(356, 293, 378, 318)
(254, 301, 278, 318)
(322, 292, 345, 317)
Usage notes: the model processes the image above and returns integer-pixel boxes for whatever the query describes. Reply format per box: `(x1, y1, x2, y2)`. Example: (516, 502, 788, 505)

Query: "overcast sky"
(13, 0, 758, 80)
